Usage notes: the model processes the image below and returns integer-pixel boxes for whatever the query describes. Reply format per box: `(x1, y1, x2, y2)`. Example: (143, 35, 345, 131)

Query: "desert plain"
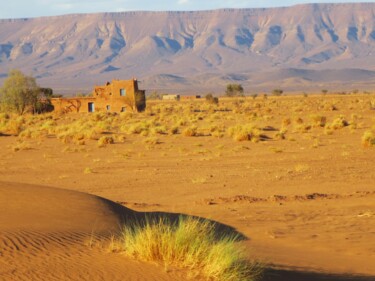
(1, 94, 375, 281)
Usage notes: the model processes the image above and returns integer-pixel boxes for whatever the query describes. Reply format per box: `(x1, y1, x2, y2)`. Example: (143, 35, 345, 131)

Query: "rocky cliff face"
(1, 3, 375, 94)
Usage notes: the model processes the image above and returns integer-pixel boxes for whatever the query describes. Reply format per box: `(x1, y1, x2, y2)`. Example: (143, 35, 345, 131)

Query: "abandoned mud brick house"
(51, 79, 146, 113)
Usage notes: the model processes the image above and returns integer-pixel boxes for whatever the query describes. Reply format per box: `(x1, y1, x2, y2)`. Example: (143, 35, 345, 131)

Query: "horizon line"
(0, 2, 372, 21)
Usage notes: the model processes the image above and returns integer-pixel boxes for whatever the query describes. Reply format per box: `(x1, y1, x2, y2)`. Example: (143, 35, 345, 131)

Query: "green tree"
(147, 91, 162, 100)
(205, 93, 219, 105)
(272, 89, 283, 96)
(35, 87, 54, 113)
(225, 84, 244, 97)
(0, 70, 40, 115)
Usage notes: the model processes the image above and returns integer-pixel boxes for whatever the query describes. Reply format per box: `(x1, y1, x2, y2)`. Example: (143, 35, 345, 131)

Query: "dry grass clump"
(143, 137, 161, 145)
(228, 124, 262, 142)
(97, 135, 115, 147)
(323, 103, 338, 111)
(57, 127, 99, 144)
(183, 126, 199, 137)
(281, 118, 291, 127)
(2, 117, 25, 135)
(116, 134, 127, 143)
(111, 216, 261, 281)
(11, 141, 32, 152)
(124, 120, 155, 136)
(18, 128, 45, 139)
(362, 130, 375, 147)
(369, 99, 375, 110)
(294, 164, 310, 173)
(83, 167, 94, 174)
(151, 125, 168, 135)
(274, 128, 287, 140)
(210, 125, 226, 138)
(309, 114, 327, 127)
(169, 126, 179, 135)
(326, 116, 349, 130)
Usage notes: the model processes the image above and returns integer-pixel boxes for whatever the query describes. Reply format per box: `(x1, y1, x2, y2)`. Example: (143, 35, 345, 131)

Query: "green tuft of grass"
(111, 216, 261, 281)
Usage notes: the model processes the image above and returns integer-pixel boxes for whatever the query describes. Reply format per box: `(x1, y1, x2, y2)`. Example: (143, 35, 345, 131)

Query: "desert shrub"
(97, 135, 114, 147)
(169, 126, 179, 135)
(225, 83, 244, 97)
(57, 131, 76, 144)
(362, 130, 375, 147)
(125, 120, 157, 136)
(209, 125, 226, 138)
(18, 128, 45, 139)
(40, 119, 57, 134)
(151, 125, 167, 135)
(143, 137, 161, 145)
(309, 114, 327, 127)
(274, 128, 287, 140)
(323, 103, 338, 111)
(12, 141, 32, 152)
(175, 118, 188, 126)
(84, 167, 93, 174)
(95, 120, 112, 132)
(370, 99, 375, 110)
(56, 125, 99, 144)
(93, 112, 109, 122)
(4, 117, 25, 135)
(206, 94, 219, 105)
(111, 216, 261, 281)
(0, 112, 10, 121)
(328, 116, 349, 130)
(116, 135, 127, 143)
(294, 124, 312, 133)
(271, 89, 283, 96)
(228, 124, 261, 142)
(281, 118, 291, 127)
(127, 123, 148, 135)
(183, 126, 199, 137)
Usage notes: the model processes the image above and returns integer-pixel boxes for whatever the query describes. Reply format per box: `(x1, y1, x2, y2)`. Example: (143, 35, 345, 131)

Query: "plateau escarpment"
(1, 3, 375, 93)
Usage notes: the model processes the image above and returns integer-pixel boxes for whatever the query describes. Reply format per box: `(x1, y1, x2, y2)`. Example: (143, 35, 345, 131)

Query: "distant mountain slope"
(1, 3, 375, 94)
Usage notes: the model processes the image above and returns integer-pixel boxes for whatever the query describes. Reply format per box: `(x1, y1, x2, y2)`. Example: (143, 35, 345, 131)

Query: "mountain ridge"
(1, 3, 375, 94)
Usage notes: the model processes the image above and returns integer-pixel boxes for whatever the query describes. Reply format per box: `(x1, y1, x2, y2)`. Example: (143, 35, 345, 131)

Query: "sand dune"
(0, 182, 188, 281)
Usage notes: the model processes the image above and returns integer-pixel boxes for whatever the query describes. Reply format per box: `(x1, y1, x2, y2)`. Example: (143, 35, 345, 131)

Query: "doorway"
(88, 102, 95, 112)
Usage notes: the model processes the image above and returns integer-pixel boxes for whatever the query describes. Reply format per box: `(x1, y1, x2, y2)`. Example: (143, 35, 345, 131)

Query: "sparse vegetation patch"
(111, 216, 261, 281)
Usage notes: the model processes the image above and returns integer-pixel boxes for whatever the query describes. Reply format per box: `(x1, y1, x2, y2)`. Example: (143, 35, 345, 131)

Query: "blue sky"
(1, 0, 374, 19)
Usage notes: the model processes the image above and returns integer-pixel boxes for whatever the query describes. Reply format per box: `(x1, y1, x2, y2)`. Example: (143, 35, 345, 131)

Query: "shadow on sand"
(101, 196, 247, 240)
(262, 268, 375, 281)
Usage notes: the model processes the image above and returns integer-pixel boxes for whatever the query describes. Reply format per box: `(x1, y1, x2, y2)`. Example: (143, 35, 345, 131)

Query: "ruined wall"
(181, 95, 201, 100)
(51, 97, 96, 113)
(162, 94, 180, 101)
